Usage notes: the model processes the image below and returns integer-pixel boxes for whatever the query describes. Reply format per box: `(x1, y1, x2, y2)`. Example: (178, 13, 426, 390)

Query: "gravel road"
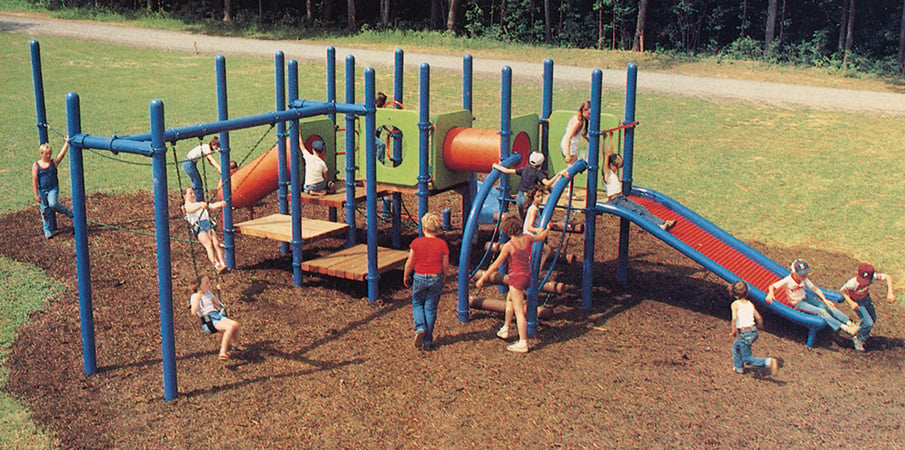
(3, 12, 905, 117)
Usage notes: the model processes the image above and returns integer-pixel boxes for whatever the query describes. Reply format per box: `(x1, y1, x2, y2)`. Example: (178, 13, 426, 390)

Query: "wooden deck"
(300, 244, 409, 281)
(298, 186, 388, 208)
(235, 214, 348, 242)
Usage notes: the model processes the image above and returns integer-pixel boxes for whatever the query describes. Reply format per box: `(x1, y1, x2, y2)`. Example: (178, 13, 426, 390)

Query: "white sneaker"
(506, 340, 529, 353)
(843, 321, 860, 336)
(496, 327, 511, 340)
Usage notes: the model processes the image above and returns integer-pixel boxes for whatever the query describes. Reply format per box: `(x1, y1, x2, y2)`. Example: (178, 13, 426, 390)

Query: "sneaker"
(506, 340, 529, 353)
(414, 330, 425, 349)
(852, 337, 865, 352)
(842, 321, 859, 336)
(767, 358, 779, 376)
(496, 326, 511, 340)
(659, 219, 677, 231)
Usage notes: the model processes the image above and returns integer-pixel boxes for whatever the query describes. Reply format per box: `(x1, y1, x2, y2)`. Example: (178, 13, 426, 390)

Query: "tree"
(544, 0, 552, 43)
(347, 0, 357, 30)
(632, 0, 649, 51)
(305, 0, 313, 26)
(765, 0, 778, 49)
(898, 0, 905, 66)
(380, 0, 390, 28)
(447, 0, 462, 33)
(431, 0, 445, 29)
(843, 0, 855, 66)
(223, 0, 232, 21)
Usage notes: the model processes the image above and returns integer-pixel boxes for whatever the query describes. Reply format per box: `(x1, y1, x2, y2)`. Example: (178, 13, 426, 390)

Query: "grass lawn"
(1, 27, 904, 447)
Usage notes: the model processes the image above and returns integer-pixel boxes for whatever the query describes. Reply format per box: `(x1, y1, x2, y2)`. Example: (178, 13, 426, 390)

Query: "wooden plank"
(298, 186, 389, 208)
(300, 244, 409, 281)
(235, 214, 348, 242)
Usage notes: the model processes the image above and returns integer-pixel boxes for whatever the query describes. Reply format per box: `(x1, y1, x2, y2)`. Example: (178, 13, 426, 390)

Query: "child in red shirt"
(403, 212, 449, 351)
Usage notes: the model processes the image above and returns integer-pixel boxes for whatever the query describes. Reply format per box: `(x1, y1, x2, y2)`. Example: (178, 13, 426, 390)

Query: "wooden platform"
(298, 186, 388, 208)
(235, 214, 348, 242)
(300, 244, 409, 281)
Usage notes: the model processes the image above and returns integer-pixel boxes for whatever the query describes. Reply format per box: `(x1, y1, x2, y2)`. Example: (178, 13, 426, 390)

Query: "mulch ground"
(3, 190, 905, 448)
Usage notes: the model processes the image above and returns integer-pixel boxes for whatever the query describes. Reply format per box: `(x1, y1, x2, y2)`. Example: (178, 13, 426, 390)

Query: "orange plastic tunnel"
(443, 127, 531, 173)
(217, 145, 285, 209)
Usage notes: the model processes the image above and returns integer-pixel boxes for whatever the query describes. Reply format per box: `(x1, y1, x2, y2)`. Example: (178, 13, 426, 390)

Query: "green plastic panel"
(299, 116, 338, 181)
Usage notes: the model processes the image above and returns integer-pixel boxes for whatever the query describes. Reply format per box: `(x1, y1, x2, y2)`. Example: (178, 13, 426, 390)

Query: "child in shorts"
(402, 212, 450, 351)
(840, 263, 895, 352)
(729, 281, 779, 376)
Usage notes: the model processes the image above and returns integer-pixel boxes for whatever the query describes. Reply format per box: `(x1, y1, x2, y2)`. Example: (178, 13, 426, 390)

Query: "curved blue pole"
(416, 63, 431, 235)
(617, 63, 638, 285)
(66, 92, 96, 376)
(150, 99, 177, 401)
(215, 55, 236, 269)
(345, 55, 358, 246)
(288, 60, 304, 286)
(391, 48, 404, 248)
(541, 59, 553, 162)
(365, 68, 380, 302)
(276, 51, 290, 253)
(456, 153, 523, 322)
(582, 69, 603, 308)
(326, 46, 336, 123)
(30, 40, 49, 145)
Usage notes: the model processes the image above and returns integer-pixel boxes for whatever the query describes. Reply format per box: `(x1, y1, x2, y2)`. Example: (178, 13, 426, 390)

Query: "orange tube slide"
(216, 145, 286, 209)
(443, 127, 531, 173)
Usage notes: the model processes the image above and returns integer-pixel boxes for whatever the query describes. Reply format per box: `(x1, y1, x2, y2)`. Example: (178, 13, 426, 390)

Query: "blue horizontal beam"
(73, 133, 152, 156)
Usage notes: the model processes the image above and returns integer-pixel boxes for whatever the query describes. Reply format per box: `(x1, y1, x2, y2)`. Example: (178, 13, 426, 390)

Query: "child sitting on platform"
(303, 139, 329, 195)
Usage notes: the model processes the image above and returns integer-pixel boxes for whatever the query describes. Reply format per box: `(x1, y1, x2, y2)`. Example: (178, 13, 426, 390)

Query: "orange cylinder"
(443, 127, 531, 173)
(217, 146, 286, 209)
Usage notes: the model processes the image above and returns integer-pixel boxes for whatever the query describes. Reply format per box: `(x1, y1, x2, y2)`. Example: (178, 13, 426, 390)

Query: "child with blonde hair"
(729, 281, 778, 376)
(403, 212, 450, 351)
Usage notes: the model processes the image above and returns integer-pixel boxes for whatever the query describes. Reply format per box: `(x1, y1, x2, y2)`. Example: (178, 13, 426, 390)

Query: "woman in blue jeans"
(402, 212, 449, 351)
(31, 138, 74, 238)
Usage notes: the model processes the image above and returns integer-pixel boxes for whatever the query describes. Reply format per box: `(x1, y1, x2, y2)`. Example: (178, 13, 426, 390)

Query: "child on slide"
(765, 259, 859, 338)
(729, 281, 779, 376)
(602, 131, 676, 231)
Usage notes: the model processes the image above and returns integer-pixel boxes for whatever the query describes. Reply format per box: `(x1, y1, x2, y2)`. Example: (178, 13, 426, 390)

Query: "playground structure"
(29, 39, 850, 402)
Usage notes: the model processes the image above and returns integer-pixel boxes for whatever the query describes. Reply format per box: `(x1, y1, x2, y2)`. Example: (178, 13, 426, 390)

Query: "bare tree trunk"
(543, 0, 552, 42)
(447, 0, 461, 33)
(305, 0, 313, 26)
(765, 0, 777, 50)
(380, 0, 389, 28)
(632, 0, 649, 52)
(843, 0, 855, 66)
(838, 0, 849, 52)
(347, 0, 357, 31)
(223, 0, 231, 21)
(898, 0, 905, 66)
(146, 0, 154, 11)
(597, 4, 602, 50)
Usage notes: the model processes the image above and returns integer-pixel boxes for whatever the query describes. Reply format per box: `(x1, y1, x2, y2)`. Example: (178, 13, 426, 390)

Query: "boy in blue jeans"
(840, 263, 895, 352)
(729, 281, 779, 376)
(402, 212, 449, 351)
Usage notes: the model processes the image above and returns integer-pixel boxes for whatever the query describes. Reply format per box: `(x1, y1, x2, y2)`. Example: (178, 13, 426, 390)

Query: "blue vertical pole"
(496, 66, 513, 293)
(616, 64, 638, 285)
(30, 41, 49, 145)
(541, 59, 554, 162)
(289, 60, 304, 286)
(326, 47, 339, 223)
(391, 48, 404, 248)
(215, 55, 236, 269)
(276, 51, 290, 253)
(150, 99, 178, 401)
(66, 92, 96, 376)
(416, 63, 431, 236)
(461, 54, 476, 229)
(365, 68, 380, 302)
(583, 70, 603, 308)
(345, 56, 358, 246)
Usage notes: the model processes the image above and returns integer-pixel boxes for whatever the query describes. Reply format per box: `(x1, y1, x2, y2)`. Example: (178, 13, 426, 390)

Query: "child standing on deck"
(729, 281, 779, 376)
(840, 263, 895, 352)
(475, 213, 551, 354)
(765, 259, 859, 337)
(403, 212, 450, 351)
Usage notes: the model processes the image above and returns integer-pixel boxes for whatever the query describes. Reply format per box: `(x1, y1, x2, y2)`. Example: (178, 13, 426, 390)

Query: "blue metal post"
(289, 60, 304, 286)
(541, 59, 554, 162)
(30, 41, 49, 145)
(582, 70, 603, 308)
(496, 66, 513, 292)
(66, 92, 96, 376)
(391, 48, 404, 248)
(276, 51, 290, 253)
(345, 56, 358, 246)
(326, 47, 339, 222)
(365, 68, 380, 302)
(215, 56, 236, 269)
(150, 99, 178, 401)
(616, 64, 638, 285)
(461, 54, 476, 229)
(416, 63, 431, 235)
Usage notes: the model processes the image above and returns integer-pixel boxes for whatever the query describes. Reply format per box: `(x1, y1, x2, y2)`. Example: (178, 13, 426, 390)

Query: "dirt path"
(4, 11, 905, 117)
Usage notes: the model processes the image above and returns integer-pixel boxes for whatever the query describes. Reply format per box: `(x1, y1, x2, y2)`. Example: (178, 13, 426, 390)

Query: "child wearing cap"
(766, 259, 859, 337)
(302, 138, 329, 196)
(729, 281, 779, 376)
(492, 151, 564, 214)
(840, 263, 895, 352)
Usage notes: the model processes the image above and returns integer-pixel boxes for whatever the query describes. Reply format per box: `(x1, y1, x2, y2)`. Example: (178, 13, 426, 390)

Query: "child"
(492, 151, 564, 214)
(31, 138, 74, 238)
(839, 263, 895, 352)
(560, 100, 590, 167)
(475, 213, 551, 353)
(182, 136, 222, 203)
(182, 187, 228, 273)
(729, 281, 779, 376)
(602, 131, 676, 231)
(189, 275, 241, 360)
(765, 259, 859, 337)
(402, 212, 450, 351)
(302, 139, 329, 195)
(521, 186, 553, 269)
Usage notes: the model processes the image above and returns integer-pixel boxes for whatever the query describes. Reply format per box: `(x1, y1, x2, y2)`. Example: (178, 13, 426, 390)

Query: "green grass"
(0, 257, 60, 449)
(3, 24, 905, 448)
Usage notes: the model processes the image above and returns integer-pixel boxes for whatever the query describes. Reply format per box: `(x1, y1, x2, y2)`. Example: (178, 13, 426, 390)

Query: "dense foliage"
(31, 0, 905, 75)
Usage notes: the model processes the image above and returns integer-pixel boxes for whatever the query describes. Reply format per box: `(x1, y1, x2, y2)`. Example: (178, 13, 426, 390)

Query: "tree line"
(36, 0, 905, 73)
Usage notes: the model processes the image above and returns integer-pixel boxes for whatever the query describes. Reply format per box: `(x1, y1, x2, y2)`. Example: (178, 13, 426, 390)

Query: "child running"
(402, 212, 449, 351)
(729, 281, 779, 376)
(840, 263, 895, 352)
(475, 213, 551, 354)
(765, 258, 859, 337)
